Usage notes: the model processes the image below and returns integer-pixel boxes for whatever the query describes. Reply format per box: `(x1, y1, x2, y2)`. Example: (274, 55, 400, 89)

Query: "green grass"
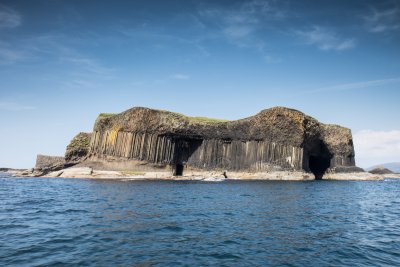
(98, 113, 117, 119)
(157, 109, 229, 124)
(184, 116, 229, 124)
(122, 170, 145, 176)
(97, 109, 229, 124)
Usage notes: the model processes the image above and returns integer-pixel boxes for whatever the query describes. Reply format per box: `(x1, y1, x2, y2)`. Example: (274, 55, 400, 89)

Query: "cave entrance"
(174, 163, 184, 176)
(305, 140, 333, 180)
(309, 155, 331, 180)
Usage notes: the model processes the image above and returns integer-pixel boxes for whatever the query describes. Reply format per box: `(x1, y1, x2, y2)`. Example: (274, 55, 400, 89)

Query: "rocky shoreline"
(3, 106, 395, 182)
(3, 167, 385, 181)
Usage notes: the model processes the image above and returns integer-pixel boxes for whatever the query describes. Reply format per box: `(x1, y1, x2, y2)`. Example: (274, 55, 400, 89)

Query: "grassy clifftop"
(92, 107, 324, 147)
(97, 110, 228, 124)
(91, 107, 352, 153)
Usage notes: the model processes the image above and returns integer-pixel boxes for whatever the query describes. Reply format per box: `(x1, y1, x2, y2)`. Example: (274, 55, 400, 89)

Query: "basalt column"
(81, 106, 359, 177)
(89, 131, 175, 164)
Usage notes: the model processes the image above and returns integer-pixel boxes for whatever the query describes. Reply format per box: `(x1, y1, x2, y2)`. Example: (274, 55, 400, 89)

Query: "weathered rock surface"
(369, 167, 393, 175)
(36, 154, 65, 169)
(65, 132, 91, 163)
(367, 162, 400, 173)
(323, 172, 382, 180)
(33, 154, 67, 176)
(58, 167, 93, 178)
(88, 106, 358, 179)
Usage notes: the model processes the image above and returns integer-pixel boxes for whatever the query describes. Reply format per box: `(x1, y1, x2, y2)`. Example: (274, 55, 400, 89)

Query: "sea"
(1, 172, 400, 266)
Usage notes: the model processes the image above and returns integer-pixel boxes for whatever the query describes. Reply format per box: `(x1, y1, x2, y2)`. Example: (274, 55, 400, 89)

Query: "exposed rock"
(323, 172, 383, 180)
(65, 132, 92, 163)
(38, 168, 382, 181)
(33, 154, 67, 176)
(46, 170, 64, 177)
(367, 162, 400, 173)
(36, 154, 65, 169)
(21, 169, 33, 176)
(87, 106, 357, 179)
(369, 167, 393, 175)
(327, 166, 365, 173)
(59, 167, 93, 178)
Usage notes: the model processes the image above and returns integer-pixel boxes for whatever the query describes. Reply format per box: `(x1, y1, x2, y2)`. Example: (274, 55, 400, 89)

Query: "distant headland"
(6, 106, 382, 180)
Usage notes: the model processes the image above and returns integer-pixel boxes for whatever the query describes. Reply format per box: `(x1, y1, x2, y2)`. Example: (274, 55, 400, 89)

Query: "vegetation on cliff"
(86, 106, 357, 178)
(65, 132, 92, 163)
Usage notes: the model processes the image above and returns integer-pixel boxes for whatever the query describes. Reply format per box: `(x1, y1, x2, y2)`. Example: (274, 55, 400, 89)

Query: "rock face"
(367, 162, 400, 173)
(35, 154, 65, 169)
(369, 167, 393, 175)
(86, 106, 358, 179)
(33, 154, 66, 176)
(65, 132, 92, 163)
(29, 133, 91, 177)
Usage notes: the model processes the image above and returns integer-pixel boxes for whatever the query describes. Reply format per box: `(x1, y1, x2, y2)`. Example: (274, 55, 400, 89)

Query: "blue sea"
(1, 172, 400, 266)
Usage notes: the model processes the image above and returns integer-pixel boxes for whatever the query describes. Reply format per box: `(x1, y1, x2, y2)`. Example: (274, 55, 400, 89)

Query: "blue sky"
(1, 0, 400, 168)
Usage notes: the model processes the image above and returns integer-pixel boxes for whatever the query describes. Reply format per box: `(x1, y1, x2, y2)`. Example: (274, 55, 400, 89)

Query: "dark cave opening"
(309, 155, 331, 180)
(307, 140, 333, 180)
(174, 163, 184, 176)
(172, 137, 203, 176)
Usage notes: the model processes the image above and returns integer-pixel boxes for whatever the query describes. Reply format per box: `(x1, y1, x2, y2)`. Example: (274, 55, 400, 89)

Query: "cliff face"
(65, 132, 92, 163)
(85, 106, 357, 179)
(36, 155, 65, 169)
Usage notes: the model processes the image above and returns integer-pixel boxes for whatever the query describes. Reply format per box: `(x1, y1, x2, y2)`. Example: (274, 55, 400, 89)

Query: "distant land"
(367, 162, 400, 173)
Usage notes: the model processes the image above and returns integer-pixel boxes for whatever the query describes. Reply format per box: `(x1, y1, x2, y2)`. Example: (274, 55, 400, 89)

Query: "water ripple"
(0, 174, 400, 266)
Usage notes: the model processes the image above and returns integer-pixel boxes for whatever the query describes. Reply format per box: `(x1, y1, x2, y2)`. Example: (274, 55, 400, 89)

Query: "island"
(10, 106, 381, 180)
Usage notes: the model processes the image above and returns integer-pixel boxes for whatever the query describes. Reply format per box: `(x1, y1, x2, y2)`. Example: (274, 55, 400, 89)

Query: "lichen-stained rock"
(321, 124, 356, 169)
(36, 154, 65, 169)
(85, 106, 359, 179)
(65, 132, 92, 163)
(34, 154, 66, 176)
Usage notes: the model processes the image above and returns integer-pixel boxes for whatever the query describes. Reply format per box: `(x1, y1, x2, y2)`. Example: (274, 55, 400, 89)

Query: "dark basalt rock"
(33, 155, 66, 176)
(65, 132, 92, 163)
(36, 154, 65, 169)
(83, 106, 357, 179)
(369, 167, 393, 175)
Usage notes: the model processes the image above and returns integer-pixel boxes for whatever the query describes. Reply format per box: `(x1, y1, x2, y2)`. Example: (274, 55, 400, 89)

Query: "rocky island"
(9, 106, 381, 180)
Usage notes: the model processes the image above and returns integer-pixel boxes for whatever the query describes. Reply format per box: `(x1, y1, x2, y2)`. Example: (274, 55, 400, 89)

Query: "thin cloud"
(223, 25, 254, 39)
(117, 24, 211, 58)
(170, 74, 190, 80)
(295, 26, 355, 51)
(0, 5, 21, 29)
(0, 43, 24, 64)
(0, 32, 117, 92)
(294, 77, 400, 96)
(66, 79, 98, 89)
(354, 130, 400, 167)
(114, 1, 285, 63)
(130, 74, 190, 87)
(198, 0, 285, 47)
(363, 6, 400, 33)
(264, 54, 282, 64)
(61, 56, 114, 76)
(0, 102, 36, 111)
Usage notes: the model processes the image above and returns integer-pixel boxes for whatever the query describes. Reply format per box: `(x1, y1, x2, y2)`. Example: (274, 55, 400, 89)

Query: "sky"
(0, 0, 399, 168)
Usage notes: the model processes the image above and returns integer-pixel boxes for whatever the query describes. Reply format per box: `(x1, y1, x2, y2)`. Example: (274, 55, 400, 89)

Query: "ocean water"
(1, 172, 400, 266)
